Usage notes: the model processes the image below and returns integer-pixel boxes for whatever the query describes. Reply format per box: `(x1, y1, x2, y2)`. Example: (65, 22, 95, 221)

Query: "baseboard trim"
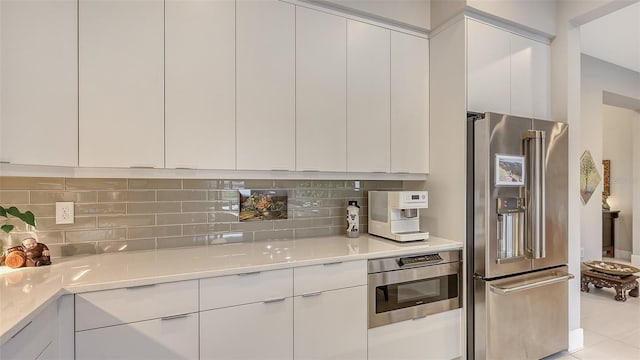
(568, 328, 584, 353)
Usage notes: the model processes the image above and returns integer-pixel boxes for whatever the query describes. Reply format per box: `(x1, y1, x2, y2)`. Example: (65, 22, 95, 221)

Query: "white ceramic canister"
(346, 200, 360, 238)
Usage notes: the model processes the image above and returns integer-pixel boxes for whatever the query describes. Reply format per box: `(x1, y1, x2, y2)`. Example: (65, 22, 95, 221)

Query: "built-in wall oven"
(368, 250, 462, 328)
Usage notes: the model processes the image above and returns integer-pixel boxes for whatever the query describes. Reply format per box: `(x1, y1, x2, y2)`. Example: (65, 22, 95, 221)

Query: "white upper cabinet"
(236, 0, 295, 171)
(165, 0, 235, 170)
(347, 21, 391, 173)
(510, 35, 550, 119)
(390, 32, 429, 174)
(467, 19, 510, 115)
(296, 7, 347, 172)
(0, 0, 78, 167)
(467, 18, 551, 119)
(79, 0, 164, 168)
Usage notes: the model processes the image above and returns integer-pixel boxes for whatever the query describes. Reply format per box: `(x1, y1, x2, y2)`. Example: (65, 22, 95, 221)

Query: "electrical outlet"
(56, 202, 74, 225)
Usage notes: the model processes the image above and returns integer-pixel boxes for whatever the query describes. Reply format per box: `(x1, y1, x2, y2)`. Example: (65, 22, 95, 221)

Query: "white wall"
(634, 118, 640, 265)
(466, 0, 556, 36)
(550, 1, 633, 352)
(580, 54, 640, 263)
(430, 0, 556, 35)
(602, 104, 637, 257)
(319, 0, 430, 29)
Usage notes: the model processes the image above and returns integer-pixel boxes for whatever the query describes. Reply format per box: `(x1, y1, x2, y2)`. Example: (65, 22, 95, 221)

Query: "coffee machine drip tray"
(385, 231, 430, 242)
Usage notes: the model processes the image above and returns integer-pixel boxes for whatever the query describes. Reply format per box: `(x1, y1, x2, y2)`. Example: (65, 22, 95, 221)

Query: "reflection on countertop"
(0, 234, 462, 344)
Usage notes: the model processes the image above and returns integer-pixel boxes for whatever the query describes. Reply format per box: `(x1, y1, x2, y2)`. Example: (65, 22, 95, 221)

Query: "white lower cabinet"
(294, 286, 367, 360)
(75, 313, 198, 360)
(200, 299, 294, 360)
(0, 301, 58, 360)
(74, 280, 199, 360)
(367, 309, 462, 360)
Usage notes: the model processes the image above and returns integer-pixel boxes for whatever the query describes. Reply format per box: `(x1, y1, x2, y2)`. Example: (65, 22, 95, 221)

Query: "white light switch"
(56, 202, 74, 224)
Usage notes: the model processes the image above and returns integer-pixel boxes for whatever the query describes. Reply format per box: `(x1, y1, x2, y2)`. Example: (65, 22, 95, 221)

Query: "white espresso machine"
(368, 191, 429, 242)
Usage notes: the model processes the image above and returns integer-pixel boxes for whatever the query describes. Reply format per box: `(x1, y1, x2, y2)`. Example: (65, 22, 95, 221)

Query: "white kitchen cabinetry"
(74, 280, 198, 360)
(76, 314, 198, 360)
(165, 0, 235, 170)
(293, 261, 367, 359)
(510, 34, 550, 119)
(467, 19, 510, 115)
(79, 0, 164, 168)
(296, 7, 347, 172)
(0, 0, 77, 167)
(347, 20, 391, 173)
(467, 18, 550, 119)
(390, 32, 429, 174)
(200, 299, 293, 360)
(236, 0, 295, 171)
(0, 301, 58, 360)
(200, 269, 294, 360)
(368, 309, 462, 360)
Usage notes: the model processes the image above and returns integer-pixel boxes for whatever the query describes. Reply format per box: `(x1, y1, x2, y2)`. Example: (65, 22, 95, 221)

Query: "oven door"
(368, 262, 461, 328)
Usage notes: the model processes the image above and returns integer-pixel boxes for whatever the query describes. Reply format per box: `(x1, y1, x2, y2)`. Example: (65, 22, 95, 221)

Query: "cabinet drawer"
(294, 260, 366, 295)
(75, 280, 198, 331)
(76, 312, 198, 360)
(1, 301, 57, 360)
(200, 268, 292, 311)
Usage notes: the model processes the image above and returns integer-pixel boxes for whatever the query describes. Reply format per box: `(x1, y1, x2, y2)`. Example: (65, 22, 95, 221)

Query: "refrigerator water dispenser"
(496, 197, 525, 262)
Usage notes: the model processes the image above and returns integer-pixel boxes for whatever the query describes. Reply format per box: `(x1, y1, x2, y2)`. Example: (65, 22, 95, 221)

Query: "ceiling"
(580, 2, 640, 74)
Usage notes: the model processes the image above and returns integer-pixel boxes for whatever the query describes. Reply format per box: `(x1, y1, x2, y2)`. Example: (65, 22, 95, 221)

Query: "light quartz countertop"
(0, 234, 462, 345)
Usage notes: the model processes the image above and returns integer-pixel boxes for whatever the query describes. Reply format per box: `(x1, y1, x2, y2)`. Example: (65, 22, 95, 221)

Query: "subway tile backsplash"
(0, 177, 402, 258)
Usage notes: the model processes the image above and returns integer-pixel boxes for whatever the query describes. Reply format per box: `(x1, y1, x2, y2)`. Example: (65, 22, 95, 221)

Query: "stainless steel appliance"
(368, 250, 461, 328)
(368, 191, 429, 242)
(467, 112, 574, 360)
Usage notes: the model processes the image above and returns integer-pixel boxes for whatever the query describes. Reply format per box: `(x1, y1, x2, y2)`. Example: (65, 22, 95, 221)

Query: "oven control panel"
(397, 254, 443, 267)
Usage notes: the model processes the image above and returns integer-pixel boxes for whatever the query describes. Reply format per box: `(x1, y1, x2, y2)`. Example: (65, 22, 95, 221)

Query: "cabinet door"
(0, 300, 57, 360)
(75, 313, 198, 360)
(510, 35, 550, 119)
(347, 21, 390, 173)
(0, 0, 77, 166)
(296, 7, 347, 172)
(294, 286, 367, 360)
(390, 31, 429, 174)
(165, 0, 236, 170)
(368, 309, 462, 360)
(236, 0, 295, 171)
(79, 0, 164, 168)
(466, 19, 510, 114)
(201, 299, 293, 360)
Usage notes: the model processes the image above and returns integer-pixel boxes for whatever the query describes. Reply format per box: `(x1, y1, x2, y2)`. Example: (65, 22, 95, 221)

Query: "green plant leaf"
(19, 211, 36, 227)
(6, 206, 21, 218)
(0, 206, 6, 218)
(1, 224, 14, 233)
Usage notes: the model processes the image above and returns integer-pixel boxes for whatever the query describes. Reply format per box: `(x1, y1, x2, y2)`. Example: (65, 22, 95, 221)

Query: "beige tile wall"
(0, 177, 402, 257)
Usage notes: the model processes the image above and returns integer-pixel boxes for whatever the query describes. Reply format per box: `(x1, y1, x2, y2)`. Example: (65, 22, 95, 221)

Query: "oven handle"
(397, 259, 445, 268)
(489, 272, 574, 295)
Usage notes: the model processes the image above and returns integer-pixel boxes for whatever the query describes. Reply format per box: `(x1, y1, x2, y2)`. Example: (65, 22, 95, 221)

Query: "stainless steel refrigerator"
(466, 112, 574, 360)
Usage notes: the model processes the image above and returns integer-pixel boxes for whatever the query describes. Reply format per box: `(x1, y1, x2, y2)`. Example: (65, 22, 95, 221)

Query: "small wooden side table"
(581, 270, 639, 302)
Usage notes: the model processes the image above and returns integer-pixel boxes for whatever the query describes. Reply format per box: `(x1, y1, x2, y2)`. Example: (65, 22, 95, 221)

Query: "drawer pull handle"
(323, 262, 343, 266)
(127, 284, 156, 290)
(0, 160, 10, 164)
(161, 314, 190, 321)
(10, 321, 32, 339)
(129, 165, 156, 169)
(238, 271, 261, 276)
(263, 297, 286, 304)
(302, 291, 323, 297)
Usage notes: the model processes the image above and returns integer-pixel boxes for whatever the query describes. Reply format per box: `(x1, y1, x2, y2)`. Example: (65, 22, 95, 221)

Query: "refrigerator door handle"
(523, 130, 546, 259)
(489, 271, 574, 295)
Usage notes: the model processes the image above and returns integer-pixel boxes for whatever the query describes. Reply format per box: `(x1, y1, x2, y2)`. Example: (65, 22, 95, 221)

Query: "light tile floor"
(547, 258, 640, 360)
